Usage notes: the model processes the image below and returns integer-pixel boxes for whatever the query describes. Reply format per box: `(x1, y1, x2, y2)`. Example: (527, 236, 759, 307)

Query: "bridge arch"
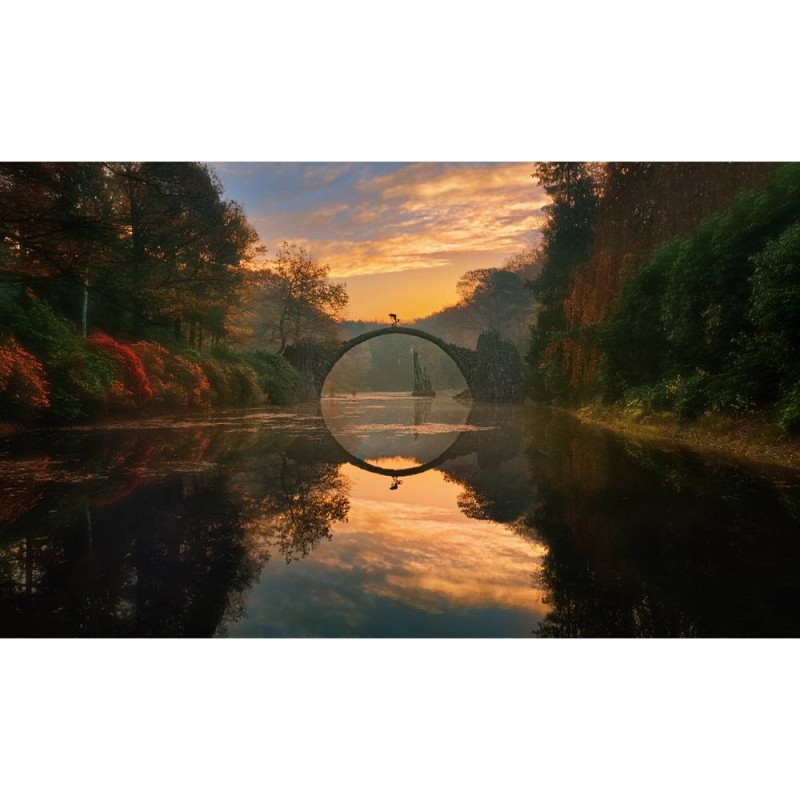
(319, 326, 474, 397)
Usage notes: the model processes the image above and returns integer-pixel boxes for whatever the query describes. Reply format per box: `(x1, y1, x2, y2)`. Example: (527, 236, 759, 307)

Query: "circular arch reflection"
(320, 394, 473, 483)
(324, 432, 468, 478)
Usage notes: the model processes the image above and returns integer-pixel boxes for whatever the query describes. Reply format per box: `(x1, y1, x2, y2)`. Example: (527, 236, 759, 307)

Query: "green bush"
(603, 164, 800, 423)
(203, 346, 301, 405)
(203, 357, 264, 406)
(239, 351, 302, 405)
(621, 386, 656, 420)
(229, 363, 264, 405)
(200, 358, 236, 405)
(777, 381, 800, 436)
(606, 239, 678, 391)
(749, 222, 800, 372)
(1, 292, 115, 419)
(621, 372, 711, 422)
(671, 372, 710, 422)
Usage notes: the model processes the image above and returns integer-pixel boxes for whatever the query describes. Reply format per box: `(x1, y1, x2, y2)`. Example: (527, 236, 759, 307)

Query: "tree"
(235, 242, 348, 354)
(456, 268, 535, 348)
(0, 162, 261, 347)
(526, 162, 604, 401)
(413, 247, 542, 351)
(557, 162, 779, 399)
(602, 163, 800, 424)
(106, 162, 260, 343)
(0, 163, 119, 334)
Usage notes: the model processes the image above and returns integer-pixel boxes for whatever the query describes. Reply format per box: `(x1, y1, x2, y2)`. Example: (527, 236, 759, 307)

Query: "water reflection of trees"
(0, 472, 256, 636)
(234, 449, 350, 563)
(0, 420, 350, 636)
(440, 403, 532, 524)
(4, 405, 800, 637)
(439, 407, 800, 637)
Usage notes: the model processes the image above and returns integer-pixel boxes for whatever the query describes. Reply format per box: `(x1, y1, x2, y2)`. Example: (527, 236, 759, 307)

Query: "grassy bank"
(1, 294, 304, 426)
(568, 404, 800, 474)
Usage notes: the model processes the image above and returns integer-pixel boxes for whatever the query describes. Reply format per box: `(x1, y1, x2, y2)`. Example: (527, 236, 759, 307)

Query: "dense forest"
(526, 162, 800, 434)
(5, 161, 800, 437)
(0, 164, 347, 422)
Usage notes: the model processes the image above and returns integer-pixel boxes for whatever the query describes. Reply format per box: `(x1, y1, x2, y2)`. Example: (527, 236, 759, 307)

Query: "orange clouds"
(250, 163, 546, 279)
(313, 464, 549, 615)
(217, 161, 546, 319)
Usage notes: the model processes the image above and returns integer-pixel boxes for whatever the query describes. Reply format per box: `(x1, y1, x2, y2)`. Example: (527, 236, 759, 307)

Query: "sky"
(213, 162, 546, 321)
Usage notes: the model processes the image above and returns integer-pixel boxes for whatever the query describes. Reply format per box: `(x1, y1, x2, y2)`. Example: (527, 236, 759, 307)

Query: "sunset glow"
(323, 464, 547, 615)
(232, 461, 548, 636)
(214, 162, 546, 320)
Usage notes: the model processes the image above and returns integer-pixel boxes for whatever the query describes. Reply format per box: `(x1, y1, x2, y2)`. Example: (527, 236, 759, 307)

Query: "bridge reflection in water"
(320, 393, 477, 480)
(2, 399, 800, 637)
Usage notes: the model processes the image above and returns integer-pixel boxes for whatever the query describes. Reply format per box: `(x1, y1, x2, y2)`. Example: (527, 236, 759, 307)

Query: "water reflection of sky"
(7, 399, 797, 638)
(228, 462, 547, 637)
(321, 394, 477, 466)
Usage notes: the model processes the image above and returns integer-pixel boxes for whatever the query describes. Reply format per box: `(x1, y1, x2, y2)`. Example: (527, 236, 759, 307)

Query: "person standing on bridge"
(389, 314, 400, 326)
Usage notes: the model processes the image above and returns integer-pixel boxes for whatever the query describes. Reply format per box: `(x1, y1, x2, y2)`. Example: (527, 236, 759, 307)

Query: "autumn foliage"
(527, 162, 800, 434)
(0, 336, 50, 419)
(0, 163, 325, 426)
(561, 163, 778, 395)
(87, 332, 153, 410)
(130, 342, 211, 409)
(174, 356, 212, 408)
(0, 293, 296, 423)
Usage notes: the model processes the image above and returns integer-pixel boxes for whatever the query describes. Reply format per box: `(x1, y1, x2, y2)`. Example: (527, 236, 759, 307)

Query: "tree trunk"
(81, 266, 89, 338)
(277, 305, 289, 354)
(126, 168, 145, 338)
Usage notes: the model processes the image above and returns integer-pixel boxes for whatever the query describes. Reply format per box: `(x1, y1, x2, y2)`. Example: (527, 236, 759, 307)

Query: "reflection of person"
(390, 476, 403, 491)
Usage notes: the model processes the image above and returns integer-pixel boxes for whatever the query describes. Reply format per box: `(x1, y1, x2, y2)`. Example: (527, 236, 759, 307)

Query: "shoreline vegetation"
(0, 295, 305, 425)
(563, 403, 800, 475)
(0, 165, 348, 427)
(5, 162, 800, 476)
(524, 162, 800, 476)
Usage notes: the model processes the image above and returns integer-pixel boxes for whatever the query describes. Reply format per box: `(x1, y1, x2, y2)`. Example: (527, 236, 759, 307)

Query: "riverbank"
(567, 404, 800, 474)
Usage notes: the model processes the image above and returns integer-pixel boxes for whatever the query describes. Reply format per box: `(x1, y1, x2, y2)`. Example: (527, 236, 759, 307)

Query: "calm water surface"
(2, 394, 800, 637)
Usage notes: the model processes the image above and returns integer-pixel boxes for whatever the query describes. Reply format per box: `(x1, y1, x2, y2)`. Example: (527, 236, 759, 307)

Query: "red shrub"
(0, 336, 50, 419)
(130, 342, 211, 409)
(87, 332, 153, 409)
(174, 356, 211, 408)
(130, 342, 172, 404)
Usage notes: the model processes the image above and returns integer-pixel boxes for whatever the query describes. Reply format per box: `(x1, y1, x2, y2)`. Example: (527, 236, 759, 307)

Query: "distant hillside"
(338, 320, 387, 340)
(339, 252, 540, 352)
(325, 329, 468, 393)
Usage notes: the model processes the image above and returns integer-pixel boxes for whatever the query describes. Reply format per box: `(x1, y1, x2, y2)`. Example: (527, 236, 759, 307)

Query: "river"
(2, 394, 800, 637)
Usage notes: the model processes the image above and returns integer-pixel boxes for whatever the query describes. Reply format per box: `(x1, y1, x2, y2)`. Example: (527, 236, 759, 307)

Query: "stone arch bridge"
(285, 326, 524, 402)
